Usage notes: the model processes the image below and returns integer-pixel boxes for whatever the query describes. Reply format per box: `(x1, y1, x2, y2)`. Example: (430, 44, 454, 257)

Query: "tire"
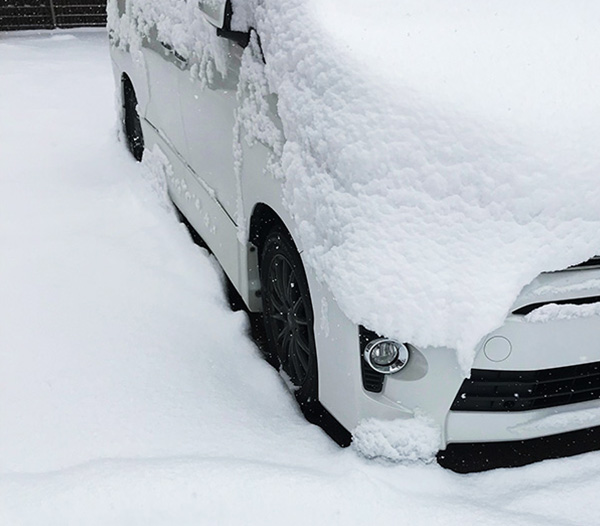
(260, 228, 319, 411)
(122, 80, 144, 162)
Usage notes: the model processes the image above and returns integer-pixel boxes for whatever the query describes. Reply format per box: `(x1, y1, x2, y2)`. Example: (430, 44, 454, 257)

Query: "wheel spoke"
(292, 298, 302, 314)
(270, 267, 285, 305)
(296, 335, 311, 358)
(280, 259, 291, 298)
(272, 262, 289, 308)
(270, 310, 286, 323)
(290, 344, 304, 383)
(269, 287, 286, 314)
(276, 325, 288, 344)
(292, 298, 308, 325)
(295, 339, 309, 370)
(286, 270, 296, 300)
(281, 325, 291, 362)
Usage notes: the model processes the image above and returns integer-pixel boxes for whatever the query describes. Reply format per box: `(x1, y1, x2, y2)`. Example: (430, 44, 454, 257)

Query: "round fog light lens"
(370, 341, 399, 366)
(365, 338, 410, 374)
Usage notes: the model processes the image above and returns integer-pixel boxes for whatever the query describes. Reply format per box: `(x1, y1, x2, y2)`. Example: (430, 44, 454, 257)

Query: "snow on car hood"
(250, 0, 600, 372)
(111, 0, 600, 372)
(309, 0, 600, 155)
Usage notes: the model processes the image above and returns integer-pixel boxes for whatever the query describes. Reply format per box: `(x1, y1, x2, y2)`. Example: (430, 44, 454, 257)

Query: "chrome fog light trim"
(364, 338, 410, 374)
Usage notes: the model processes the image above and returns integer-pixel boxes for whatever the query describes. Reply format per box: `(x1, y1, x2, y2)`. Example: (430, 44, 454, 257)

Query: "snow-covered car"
(108, 0, 600, 470)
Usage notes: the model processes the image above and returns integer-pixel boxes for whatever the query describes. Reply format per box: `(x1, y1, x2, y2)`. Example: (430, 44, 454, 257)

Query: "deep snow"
(2, 29, 600, 525)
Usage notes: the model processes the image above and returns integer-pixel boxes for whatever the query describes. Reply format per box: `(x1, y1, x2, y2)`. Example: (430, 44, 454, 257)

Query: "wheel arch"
(249, 203, 295, 255)
(243, 203, 298, 312)
(249, 203, 354, 445)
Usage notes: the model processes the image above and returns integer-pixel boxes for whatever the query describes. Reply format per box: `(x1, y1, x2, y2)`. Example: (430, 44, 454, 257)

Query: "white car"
(109, 0, 600, 471)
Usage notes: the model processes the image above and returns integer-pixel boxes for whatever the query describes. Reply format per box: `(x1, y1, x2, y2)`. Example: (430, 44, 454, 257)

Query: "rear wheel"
(260, 229, 319, 410)
(122, 79, 144, 161)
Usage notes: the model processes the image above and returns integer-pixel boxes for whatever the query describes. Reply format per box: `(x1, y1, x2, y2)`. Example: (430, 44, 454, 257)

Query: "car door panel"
(179, 39, 243, 222)
(142, 27, 187, 158)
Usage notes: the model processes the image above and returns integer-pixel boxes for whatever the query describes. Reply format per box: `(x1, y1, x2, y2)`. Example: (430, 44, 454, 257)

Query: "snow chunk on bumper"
(353, 416, 441, 464)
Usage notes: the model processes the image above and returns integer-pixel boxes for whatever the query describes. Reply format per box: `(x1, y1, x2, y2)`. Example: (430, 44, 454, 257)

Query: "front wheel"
(260, 229, 319, 410)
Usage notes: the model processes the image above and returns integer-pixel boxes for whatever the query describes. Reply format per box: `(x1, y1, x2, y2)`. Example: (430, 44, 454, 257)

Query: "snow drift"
(109, 0, 600, 371)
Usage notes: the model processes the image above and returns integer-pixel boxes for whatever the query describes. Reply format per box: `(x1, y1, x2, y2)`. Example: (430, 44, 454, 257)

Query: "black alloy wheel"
(123, 80, 144, 162)
(261, 229, 319, 408)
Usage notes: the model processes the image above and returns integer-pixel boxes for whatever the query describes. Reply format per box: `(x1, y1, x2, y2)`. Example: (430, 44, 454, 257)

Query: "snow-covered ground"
(2, 29, 600, 525)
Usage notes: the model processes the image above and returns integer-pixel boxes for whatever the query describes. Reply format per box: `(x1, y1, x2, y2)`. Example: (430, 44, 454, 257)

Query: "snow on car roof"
(111, 0, 600, 372)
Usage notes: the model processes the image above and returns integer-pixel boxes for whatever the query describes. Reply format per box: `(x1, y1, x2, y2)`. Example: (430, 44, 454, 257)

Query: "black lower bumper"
(437, 425, 600, 473)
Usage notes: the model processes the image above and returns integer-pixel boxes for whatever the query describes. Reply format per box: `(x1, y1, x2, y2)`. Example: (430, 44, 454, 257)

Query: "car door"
(178, 6, 245, 222)
(142, 26, 188, 158)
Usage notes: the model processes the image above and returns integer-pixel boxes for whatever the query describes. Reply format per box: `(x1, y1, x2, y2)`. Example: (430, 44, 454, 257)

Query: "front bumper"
(364, 268, 600, 463)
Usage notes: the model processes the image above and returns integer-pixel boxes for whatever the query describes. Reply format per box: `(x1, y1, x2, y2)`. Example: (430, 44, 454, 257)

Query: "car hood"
(251, 0, 600, 372)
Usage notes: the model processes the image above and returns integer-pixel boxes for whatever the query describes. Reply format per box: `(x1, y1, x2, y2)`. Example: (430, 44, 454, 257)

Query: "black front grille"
(569, 255, 600, 270)
(513, 295, 600, 316)
(362, 367, 384, 393)
(451, 361, 600, 412)
(359, 326, 384, 393)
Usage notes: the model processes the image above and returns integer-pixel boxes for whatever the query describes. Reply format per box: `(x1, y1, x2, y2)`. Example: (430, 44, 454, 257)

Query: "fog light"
(370, 341, 399, 366)
(364, 338, 409, 374)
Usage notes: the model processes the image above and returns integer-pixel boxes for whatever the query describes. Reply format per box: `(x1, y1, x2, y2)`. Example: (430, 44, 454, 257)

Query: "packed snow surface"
(109, 0, 600, 370)
(4, 29, 600, 524)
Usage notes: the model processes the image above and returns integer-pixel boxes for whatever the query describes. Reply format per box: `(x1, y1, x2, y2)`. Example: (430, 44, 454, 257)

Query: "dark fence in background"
(0, 1, 107, 31)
